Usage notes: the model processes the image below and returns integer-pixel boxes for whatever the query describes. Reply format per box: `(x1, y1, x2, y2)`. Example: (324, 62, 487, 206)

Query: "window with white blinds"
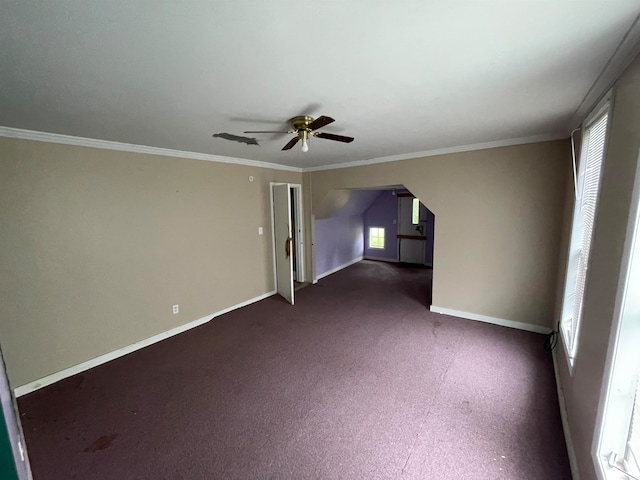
(593, 132, 640, 480)
(628, 375, 640, 476)
(561, 110, 609, 364)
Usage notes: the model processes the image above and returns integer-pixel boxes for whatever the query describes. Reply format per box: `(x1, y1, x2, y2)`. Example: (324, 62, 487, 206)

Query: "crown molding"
(0, 126, 302, 173)
(0, 126, 568, 174)
(303, 132, 567, 172)
(569, 13, 640, 130)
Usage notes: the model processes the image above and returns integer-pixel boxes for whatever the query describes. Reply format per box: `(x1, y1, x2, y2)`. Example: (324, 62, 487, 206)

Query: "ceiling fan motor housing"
(290, 115, 314, 132)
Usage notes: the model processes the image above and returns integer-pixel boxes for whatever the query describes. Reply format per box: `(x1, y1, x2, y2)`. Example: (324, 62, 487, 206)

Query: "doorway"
(396, 192, 435, 268)
(270, 183, 305, 305)
(398, 194, 425, 264)
(312, 185, 435, 308)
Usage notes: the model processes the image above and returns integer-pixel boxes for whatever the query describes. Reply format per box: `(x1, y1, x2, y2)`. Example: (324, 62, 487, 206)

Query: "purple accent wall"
(315, 215, 364, 277)
(332, 190, 382, 217)
(363, 190, 398, 261)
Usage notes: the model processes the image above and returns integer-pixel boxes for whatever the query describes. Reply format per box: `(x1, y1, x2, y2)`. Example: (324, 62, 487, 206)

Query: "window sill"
(596, 455, 640, 480)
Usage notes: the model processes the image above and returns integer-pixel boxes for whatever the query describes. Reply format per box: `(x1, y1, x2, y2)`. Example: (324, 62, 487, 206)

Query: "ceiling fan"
(244, 115, 354, 152)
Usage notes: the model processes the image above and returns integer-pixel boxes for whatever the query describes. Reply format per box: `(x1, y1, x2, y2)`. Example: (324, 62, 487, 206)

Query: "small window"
(369, 227, 385, 249)
(412, 198, 420, 224)
(561, 104, 609, 366)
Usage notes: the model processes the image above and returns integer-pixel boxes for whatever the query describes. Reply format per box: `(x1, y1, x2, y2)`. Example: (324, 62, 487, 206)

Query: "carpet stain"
(83, 434, 118, 453)
(73, 375, 85, 390)
(431, 320, 441, 337)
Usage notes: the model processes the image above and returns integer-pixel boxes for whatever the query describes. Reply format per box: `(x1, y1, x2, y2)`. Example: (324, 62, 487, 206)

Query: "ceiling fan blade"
(282, 137, 300, 150)
(307, 116, 335, 131)
(314, 132, 354, 143)
(244, 130, 290, 134)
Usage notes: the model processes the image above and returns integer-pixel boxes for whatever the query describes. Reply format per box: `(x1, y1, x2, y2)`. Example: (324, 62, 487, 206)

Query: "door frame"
(270, 182, 305, 289)
(0, 345, 32, 479)
(398, 194, 425, 264)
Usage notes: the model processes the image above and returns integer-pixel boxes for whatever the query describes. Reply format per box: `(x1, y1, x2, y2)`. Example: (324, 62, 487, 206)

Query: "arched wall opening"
(304, 140, 570, 330)
(313, 185, 435, 308)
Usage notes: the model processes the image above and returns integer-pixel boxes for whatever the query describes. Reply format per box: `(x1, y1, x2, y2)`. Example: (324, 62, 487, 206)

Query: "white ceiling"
(1, 1, 639, 169)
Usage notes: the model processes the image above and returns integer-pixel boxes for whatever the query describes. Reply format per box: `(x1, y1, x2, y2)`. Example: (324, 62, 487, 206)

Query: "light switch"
(393, 219, 397, 224)
(258, 227, 264, 235)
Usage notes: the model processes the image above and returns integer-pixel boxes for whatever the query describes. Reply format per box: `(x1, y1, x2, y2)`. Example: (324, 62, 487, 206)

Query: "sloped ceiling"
(331, 190, 384, 218)
(315, 189, 384, 219)
(1, 1, 639, 169)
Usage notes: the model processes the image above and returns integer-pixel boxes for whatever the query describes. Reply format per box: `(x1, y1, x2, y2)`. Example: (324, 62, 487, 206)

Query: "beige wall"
(554, 54, 640, 480)
(309, 140, 570, 328)
(0, 138, 301, 387)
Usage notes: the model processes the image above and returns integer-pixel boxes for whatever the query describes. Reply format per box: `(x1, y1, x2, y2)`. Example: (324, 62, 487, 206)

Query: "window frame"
(412, 198, 420, 225)
(368, 226, 385, 249)
(559, 94, 613, 372)
(592, 146, 640, 480)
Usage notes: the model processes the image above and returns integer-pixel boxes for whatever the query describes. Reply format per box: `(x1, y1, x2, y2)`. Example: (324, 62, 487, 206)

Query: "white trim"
(0, 126, 301, 173)
(316, 256, 363, 280)
(363, 255, 399, 263)
(14, 290, 277, 397)
(291, 184, 305, 283)
(311, 214, 317, 284)
(270, 182, 279, 291)
(303, 133, 566, 172)
(569, 13, 640, 130)
(429, 306, 552, 335)
(0, 126, 566, 175)
(553, 349, 582, 480)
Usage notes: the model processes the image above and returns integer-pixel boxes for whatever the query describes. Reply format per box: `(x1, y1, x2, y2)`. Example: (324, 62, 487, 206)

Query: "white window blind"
(607, 372, 640, 480)
(593, 134, 640, 480)
(562, 111, 609, 361)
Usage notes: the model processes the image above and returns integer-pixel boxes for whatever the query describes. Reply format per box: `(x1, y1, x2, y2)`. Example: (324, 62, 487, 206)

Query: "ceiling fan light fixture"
(300, 130, 309, 153)
(247, 114, 353, 152)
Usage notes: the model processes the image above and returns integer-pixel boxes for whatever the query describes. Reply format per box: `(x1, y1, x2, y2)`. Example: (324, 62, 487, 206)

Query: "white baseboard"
(363, 255, 399, 263)
(14, 290, 277, 397)
(316, 256, 363, 280)
(429, 305, 552, 335)
(552, 349, 581, 480)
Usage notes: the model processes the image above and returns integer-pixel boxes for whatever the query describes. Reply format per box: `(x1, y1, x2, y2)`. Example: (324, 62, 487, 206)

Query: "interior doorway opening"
(395, 190, 435, 267)
(270, 183, 305, 305)
(313, 185, 435, 307)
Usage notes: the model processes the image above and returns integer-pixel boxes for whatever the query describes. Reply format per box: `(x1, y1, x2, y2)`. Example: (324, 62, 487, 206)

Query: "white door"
(273, 184, 294, 305)
(398, 196, 425, 264)
(0, 343, 32, 479)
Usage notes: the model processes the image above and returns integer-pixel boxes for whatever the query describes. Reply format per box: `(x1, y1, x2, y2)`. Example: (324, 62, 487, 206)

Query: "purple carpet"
(18, 260, 571, 479)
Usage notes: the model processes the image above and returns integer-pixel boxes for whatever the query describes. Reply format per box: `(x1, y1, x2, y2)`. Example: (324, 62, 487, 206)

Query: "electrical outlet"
(172, 304, 179, 314)
(258, 227, 263, 235)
